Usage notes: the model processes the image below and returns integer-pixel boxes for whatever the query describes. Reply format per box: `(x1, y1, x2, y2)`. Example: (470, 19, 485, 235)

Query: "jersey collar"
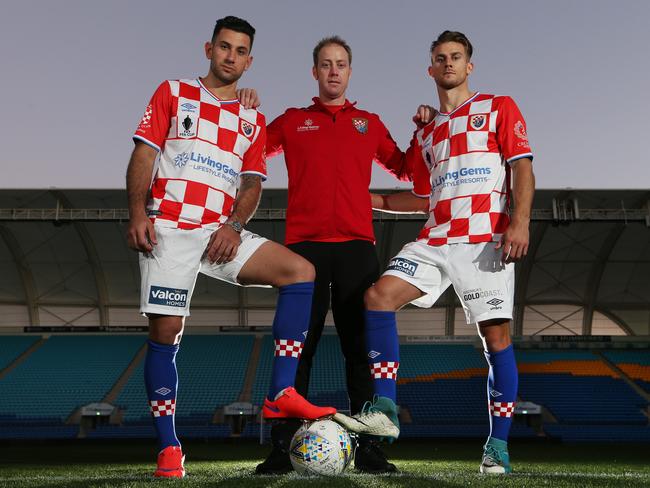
(439, 92, 480, 116)
(196, 78, 239, 104)
(310, 97, 357, 113)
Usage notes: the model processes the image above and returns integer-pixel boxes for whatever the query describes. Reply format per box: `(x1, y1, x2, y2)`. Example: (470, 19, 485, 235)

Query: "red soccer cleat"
(263, 387, 336, 420)
(154, 445, 186, 478)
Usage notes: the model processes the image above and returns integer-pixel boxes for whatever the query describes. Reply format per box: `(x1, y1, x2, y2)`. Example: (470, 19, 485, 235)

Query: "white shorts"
(139, 225, 268, 316)
(383, 241, 514, 324)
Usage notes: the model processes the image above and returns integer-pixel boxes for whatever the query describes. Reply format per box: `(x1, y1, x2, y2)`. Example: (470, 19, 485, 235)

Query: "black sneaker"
(255, 446, 293, 475)
(255, 420, 300, 475)
(354, 438, 398, 473)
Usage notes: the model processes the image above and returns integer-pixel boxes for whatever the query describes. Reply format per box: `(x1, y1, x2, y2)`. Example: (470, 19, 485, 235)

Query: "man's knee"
(277, 256, 315, 287)
(291, 257, 316, 283)
(478, 319, 511, 352)
(364, 285, 394, 311)
(148, 314, 184, 345)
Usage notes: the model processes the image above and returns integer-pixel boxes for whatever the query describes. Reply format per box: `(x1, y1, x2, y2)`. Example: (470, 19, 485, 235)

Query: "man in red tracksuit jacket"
(256, 35, 428, 474)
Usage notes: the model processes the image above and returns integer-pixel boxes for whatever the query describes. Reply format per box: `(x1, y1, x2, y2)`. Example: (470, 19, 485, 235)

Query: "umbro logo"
(486, 298, 504, 307)
(180, 102, 197, 112)
(155, 387, 172, 396)
(368, 350, 381, 359)
(302, 330, 309, 338)
(489, 388, 503, 398)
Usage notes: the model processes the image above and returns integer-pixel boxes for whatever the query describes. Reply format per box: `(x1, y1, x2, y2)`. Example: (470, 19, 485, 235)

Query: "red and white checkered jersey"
(410, 93, 533, 246)
(134, 79, 267, 230)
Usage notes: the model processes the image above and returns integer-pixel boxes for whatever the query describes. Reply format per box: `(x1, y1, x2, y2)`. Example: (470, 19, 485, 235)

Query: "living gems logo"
(149, 286, 188, 308)
(431, 166, 492, 190)
(172, 152, 239, 182)
(173, 152, 189, 168)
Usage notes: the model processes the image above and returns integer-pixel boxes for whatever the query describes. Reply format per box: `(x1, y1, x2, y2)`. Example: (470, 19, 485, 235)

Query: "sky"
(1, 0, 649, 189)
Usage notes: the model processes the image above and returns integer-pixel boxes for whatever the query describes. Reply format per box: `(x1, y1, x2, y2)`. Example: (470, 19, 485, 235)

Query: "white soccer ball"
(289, 419, 354, 476)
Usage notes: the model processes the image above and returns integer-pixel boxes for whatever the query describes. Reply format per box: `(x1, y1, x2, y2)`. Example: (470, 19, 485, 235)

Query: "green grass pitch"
(1, 440, 648, 487)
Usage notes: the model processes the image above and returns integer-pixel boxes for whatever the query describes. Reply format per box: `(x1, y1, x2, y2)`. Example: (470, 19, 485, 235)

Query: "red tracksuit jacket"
(267, 97, 412, 245)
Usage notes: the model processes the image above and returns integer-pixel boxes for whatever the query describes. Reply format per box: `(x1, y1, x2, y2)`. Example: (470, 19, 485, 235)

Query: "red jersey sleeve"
(240, 116, 268, 180)
(410, 133, 431, 197)
(266, 112, 285, 158)
(496, 96, 533, 164)
(373, 117, 411, 182)
(133, 81, 173, 152)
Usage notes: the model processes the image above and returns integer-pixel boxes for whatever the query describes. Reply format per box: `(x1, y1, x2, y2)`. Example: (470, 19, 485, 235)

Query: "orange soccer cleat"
(154, 445, 186, 478)
(262, 387, 336, 420)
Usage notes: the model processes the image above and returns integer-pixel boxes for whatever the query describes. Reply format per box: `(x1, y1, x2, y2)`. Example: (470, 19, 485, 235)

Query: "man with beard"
(126, 16, 335, 478)
(336, 30, 535, 475)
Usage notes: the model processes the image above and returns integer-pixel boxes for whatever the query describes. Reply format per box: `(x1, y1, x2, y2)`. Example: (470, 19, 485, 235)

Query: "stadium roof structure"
(0, 189, 648, 336)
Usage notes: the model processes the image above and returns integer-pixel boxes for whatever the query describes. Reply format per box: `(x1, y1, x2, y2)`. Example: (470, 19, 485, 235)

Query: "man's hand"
(236, 88, 260, 109)
(496, 218, 529, 263)
(205, 224, 242, 264)
(126, 213, 157, 252)
(412, 104, 437, 129)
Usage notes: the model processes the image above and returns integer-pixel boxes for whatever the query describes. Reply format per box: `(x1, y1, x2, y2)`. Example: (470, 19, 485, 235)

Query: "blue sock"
(485, 344, 518, 442)
(144, 340, 180, 450)
(268, 282, 314, 400)
(365, 310, 400, 403)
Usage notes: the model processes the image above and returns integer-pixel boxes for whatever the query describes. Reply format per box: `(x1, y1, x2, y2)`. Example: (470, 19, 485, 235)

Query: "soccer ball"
(289, 419, 354, 476)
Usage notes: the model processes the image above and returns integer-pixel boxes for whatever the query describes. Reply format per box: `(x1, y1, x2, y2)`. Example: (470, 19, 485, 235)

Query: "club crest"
(514, 120, 528, 141)
(470, 114, 487, 130)
(240, 120, 254, 137)
(352, 117, 368, 134)
(178, 113, 197, 138)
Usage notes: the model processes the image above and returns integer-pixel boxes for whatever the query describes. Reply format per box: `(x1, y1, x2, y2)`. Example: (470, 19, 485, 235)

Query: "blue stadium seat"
(519, 374, 648, 424)
(0, 335, 145, 421)
(399, 344, 486, 377)
(1, 335, 647, 443)
(0, 335, 39, 370)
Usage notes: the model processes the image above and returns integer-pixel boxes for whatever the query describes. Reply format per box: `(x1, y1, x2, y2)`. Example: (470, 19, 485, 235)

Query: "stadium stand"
(397, 344, 488, 425)
(0, 335, 144, 422)
(1, 334, 648, 443)
(117, 335, 254, 424)
(0, 335, 39, 371)
(601, 350, 650, 393)
(516, 349, 649, 425)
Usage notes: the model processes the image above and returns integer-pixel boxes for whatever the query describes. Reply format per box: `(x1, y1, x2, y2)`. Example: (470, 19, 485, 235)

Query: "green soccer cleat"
(333, 396, 400, 440)
(480, 437, 512, 474)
